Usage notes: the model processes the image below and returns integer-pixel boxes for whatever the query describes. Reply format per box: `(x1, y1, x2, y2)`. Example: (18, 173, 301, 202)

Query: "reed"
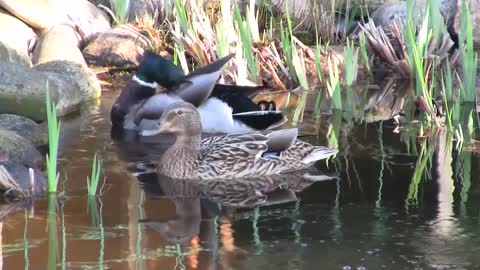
(326, 57, 342, 110)
(406, 134, 434, 205)
(314, 35, 323, 83)
(404, 0, 435, 116)
(343, 38, 358, 86)
(291, 37, 309, 89)
(87, 154, 103, 196)
(358, 31, 370, 72)
(45, 84, 61, 193)
(172, 0, 189, 33)
(109, 0, 129, 24)
(459, 0, 477, 102)
(233, 1, 259, 82)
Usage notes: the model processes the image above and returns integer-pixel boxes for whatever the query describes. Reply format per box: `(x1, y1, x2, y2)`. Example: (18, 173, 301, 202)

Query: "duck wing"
(132, 94, 182, 125)
(265, 128, 298, 152)
(197, 133, 337, 179)
(170, 54, 235, 107)
(200, 133, 269, 160)
(197, 134, 271, 178)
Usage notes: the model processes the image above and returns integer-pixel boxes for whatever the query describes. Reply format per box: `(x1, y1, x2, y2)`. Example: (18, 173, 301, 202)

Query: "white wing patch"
(198, 98, 254, 133)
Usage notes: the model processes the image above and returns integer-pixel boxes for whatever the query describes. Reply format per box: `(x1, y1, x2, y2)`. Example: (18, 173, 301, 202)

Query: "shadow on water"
(1, 79, 480, 269)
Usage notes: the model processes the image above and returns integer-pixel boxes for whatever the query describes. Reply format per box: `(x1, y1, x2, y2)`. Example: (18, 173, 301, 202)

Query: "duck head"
(111, 51, 185, 127)
(136, 51, 185, 89)
(140, 102, 202, 137)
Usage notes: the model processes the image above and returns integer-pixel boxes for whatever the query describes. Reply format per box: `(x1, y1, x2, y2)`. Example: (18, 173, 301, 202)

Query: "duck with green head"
(140, 102, 338, 180)
(111, 51, 285, 133)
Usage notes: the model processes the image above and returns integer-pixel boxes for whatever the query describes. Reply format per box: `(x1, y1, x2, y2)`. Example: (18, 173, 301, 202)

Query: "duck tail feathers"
(302, 173, 338, 182)
(301, 147, 338, 164)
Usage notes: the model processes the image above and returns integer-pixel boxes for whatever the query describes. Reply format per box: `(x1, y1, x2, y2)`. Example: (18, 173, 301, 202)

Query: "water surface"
(2, 89, 480, 270)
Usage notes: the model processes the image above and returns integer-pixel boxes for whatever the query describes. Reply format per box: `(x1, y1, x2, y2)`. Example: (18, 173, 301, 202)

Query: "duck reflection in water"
(138, 170, 337, 244)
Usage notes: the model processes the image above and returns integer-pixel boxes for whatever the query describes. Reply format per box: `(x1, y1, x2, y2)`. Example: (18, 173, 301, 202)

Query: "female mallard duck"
(140, 102, 338, 180)
(111, 51, 285, 133)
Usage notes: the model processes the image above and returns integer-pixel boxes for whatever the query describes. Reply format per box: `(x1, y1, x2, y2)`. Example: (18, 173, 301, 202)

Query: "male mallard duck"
(114, 52, 285, 133)
(111, 51, 184, 127)
(140, 102, 338, 180)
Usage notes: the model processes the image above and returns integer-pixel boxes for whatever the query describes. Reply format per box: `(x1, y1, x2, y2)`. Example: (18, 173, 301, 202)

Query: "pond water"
(2, 87, 480, 270)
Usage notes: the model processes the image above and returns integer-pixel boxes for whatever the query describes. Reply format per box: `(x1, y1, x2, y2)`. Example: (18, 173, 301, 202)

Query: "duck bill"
(139, 122, 173, 136)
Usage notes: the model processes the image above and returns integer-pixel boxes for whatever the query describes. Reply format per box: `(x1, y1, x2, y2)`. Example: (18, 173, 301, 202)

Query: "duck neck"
(159, 133, 202, 178)
(174, 133, 202, 150)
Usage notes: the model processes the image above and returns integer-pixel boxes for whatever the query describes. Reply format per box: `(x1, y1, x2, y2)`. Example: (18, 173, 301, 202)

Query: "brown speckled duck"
(140, 102, 338, 180)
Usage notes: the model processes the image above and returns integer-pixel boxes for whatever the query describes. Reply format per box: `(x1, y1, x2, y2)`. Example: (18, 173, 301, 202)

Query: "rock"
(371, 2, 408, 30)
(453, 0, 480, 47)
(266, 0, 397, 29)
(0, 161, 47, 197)
(64, 0, 111, 45)
(0, 114, 48, 146)
(371, 0, 456, 31)
(0, 129, 42, 168)
(0, 62, 83, 121)
(0, 0, 62, 30)
(34, 60, 101, 100)
(32, 24, 87, 66)
(82, 24, 156, 67)
(340, 0, 401, 15)
(0, 41, 31, 66)
(0, 8, 36, 66)
(0, 0, 110, 45)
(128, 0, 155, 23)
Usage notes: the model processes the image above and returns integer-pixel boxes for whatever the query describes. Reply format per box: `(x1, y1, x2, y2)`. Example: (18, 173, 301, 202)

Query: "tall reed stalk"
(45, 84, 61, 193)
(404, 0, 435, 115)
(87, 154, 103, 196)
(233, 1, 259, 82)
(326, 57, 342, 110)
(109, 0, 129, 24)
(459, 0, 477, 102)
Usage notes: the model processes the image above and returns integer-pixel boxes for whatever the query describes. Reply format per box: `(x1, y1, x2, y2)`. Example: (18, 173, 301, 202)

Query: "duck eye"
(177, 110, 183, 115)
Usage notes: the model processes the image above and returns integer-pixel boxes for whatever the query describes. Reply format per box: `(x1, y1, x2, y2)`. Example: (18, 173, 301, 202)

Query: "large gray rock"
(34, 60, 101, 100)
(0, 8, 36, 66)
(0, 0, 110, 44)
(32, 24, 87, 66)
(0, 41, 31, 66)
(0, 0, 62, 30)
(82, 24, 156, 67)
(371, 0, 455, 31)
(64, 0, 111, 45)
(0, 129, 42, 168)
(0, 62, 83, 121)
(0, 160, 47, 196)
(0, 114, 48, 146)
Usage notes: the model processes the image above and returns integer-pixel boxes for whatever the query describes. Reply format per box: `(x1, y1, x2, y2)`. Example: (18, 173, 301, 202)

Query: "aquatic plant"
(343, 38, 358, 86)
(406, 131, 434, 205)
(291, 37, 309, 89)
(326, 56, 342, 110)
(47, 194, 58, 269)
(279, 20, 295, 84)
(233, 1, 259, 82)
(358, 31, 370, 72)
(459, 0, 477, 103)
(87, 154, 103, 196)
(404, 0, 435, 118)
(45, 83, 61, 193)
(109, 0, 129, 24)
(314, 35, 323, 83)
(441, 59, 459, 129)
(172, 0, 189, 34)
